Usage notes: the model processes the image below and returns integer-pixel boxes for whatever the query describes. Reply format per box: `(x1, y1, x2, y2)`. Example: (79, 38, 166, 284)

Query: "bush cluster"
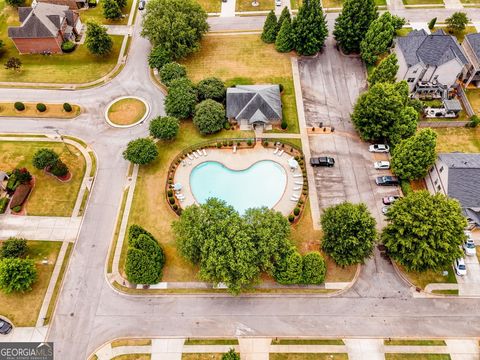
(0, 238, 28, 259)
(123, 138, 159, 165)
(63, 103, 73, 112)
(0, 198, 8, 214)
(33, 148, 59, 170)
(149, 116, 180, 140)
(193, 99, 225, 135)
(14, 102, 25, 111)
(274, 250, 326, 285)
(159, 62, 187, 87)
(36, 103, 47, 112)
(61, 41, 76, 53)
(50, 160, 69, 177)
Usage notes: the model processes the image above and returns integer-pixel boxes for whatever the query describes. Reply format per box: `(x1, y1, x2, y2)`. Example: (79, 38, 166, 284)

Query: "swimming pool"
(190, 160, 287, 214)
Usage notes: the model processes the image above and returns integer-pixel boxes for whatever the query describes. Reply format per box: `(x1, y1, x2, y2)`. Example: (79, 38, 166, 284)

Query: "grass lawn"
(290, 199, 357, 283)
(123, 122, 254, 282)
(0, 103, 81, 118)
(396, 28, 413, 37)
(431, 26, 477, 43)
(0, 1, 123, 83)
(433, 128, 480, 153)
(182, 354, 223, 360)
(384, 340, 446, 346)
(323, 0, 385, 6)
(270, 354, 348, 360)
(431, 289, 459, 295)
(0, 241, 62, 326)
(397, 263, 457, 289)
(79, 0, 134, 25)
(111, 355, 151, 360)
(0, 141, 86, 216)
(180, 35, 299, 133)
(466, 88, 480, 115)
(272, 339, 344, 345)
(236, 0, 275, 11)
(402, 0, 443, 4)
(290, 0, 301, 8)
(107, 98, 146, 125)
(111, 339, 152, 348)
(184, 339, 238, 345)
(385, 355, 450, 360)
(196, 0, 222, 12)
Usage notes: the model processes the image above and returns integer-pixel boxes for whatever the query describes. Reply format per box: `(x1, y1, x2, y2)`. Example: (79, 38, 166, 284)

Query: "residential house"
(8, 3, 82, 54)
(394, 29, 469, 97)
(226, 85, 282, 131)
(462, 33, 480, 87)
(33, 0, 89, 10)
(426, 153, 480, 228)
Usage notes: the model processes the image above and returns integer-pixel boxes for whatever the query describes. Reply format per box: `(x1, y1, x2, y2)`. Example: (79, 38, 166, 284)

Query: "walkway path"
(220, 0, 236, 17)
(0, 216, 81, 242)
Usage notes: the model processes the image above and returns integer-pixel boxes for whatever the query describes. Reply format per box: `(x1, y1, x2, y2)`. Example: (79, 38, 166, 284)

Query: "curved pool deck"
(173, 144, 304, 216)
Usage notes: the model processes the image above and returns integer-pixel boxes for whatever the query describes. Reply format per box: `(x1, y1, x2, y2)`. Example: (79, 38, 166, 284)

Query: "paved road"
(1, 10, 480, 360)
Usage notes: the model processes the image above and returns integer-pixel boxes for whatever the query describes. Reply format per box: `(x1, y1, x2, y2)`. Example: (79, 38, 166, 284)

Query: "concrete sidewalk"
(0, 215, 81, 242)
(220, 0, 236, 17)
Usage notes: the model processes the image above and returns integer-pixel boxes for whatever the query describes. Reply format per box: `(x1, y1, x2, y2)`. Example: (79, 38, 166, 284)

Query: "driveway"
(457, 254, 480, 296)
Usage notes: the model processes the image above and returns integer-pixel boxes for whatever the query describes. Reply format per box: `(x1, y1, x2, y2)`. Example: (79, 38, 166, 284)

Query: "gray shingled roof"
(396, 29, 468, 67)
(438, 153, 480, 208)
(8, 3, 74, 39)
(466, 33, 480, 61)
(226, 85, 282, 125)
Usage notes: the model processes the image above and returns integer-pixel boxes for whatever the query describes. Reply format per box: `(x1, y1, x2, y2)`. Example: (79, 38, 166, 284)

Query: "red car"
(382, 195, 400, 205)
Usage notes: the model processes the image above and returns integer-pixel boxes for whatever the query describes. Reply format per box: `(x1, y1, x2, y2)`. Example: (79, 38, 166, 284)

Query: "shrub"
(293, 207, 300, 216)
(36, 103, 46, 112)
(12, 168, 31, 184)
(274, 249, 303, 284)
(61, 40, 76, 53)
(281, 120, 288, 129)
(279, 83, 284, 92)
(197, 77, 226, 102)
(247, 139, 253, 146)
(164, 78, 197, 119)
(0, 257, 37, 293)
(149, 116, 180, 140)
(302, 252, 326, 284)
(9, 184, 31, 209)
(128, 224, 154, 243)
(159, 62, 187, 87)
(148, 45, 173, 70)
(0, 238, 28, 259)
(125, 231, 165, 284)
(172, 204, 178, 211)
(399, 179, 412, 196)
(222, 349, 240, 360)
(33, 148, 59, 170)
(167, 190, 173, 197)
(63, 103, 72, 112)
(11, 206, 21, 213)
(466, 115, 480, 128)
(193, 99, 225, 135)
(169, 197, 175, 204)
(224, 122, 231, 130)
(288, 214, 295, 222)
(14, 102, 25, 111)
(50, 160, 69, 177)
(123, 138, 159, 165)
(0, 198, 8, 214)
(6, 175, 18, 192)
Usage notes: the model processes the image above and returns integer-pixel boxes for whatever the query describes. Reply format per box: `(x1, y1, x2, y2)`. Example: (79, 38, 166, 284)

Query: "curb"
(104, 96, 150, 128)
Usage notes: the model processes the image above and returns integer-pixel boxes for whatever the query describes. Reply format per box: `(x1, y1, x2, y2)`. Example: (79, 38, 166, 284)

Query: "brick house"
(8, 3, 82, 54)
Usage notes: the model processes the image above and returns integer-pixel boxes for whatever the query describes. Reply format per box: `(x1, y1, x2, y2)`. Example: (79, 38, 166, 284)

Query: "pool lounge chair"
(273, 148, 279, 155)
(293, 174, 302, 178)
(290, 197, 299, 202)
(202, 149, 207, 156)
(293, 186, 301, 190)
(193, 152, 199, 159)
(187, 153, 194, 160)
(197, 150, 203, 157)
(233, 145, 237, 153)
(294, 181, 303, 185)
(278, 150, 285, 157)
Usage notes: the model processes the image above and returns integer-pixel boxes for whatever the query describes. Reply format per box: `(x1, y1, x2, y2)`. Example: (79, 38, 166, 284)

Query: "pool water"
(190, 160, 287, 214)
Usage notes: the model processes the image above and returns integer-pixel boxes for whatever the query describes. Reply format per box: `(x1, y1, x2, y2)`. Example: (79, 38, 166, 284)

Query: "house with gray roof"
(394, 29, 469, 96)
(426, 153, 480, 228)
(8, 3, 82, 54)
(226, 85, 282, 131)
(462, 33, 480, 87)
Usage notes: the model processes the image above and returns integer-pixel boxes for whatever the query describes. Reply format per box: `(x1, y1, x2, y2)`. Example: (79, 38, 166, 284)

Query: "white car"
(275, 0, 282, 5)
(369, 144, 390, 153)
(381, 206, 390, 215)
(374, 161, 390, 170)
(463, 239, 476, 256)
(454, 258, 467, 276)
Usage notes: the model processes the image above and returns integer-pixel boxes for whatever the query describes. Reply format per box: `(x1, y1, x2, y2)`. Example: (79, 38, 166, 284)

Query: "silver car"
(374, 161, 390, 170)
(369, 144, 390, 153)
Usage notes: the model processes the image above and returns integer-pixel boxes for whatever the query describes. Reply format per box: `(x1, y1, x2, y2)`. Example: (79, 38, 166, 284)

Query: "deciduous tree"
(149, 116, 180, 140)
(197, 77, 226, 102)
(148, 45, 173, 70)
(0, 238, 28, 259)
(193, 99, 225, 135)
(446, 12, 469, 33)
(391, 128, 437, 181)
(321, 202, 377, 266)
(368, 53, 399, 86)
(123, 138, 159, 164)
(103, 0, 122, 19)
(165, 78, 197, 119)
(32, 148, 59, 170)
(85, 22, 113, 56)
(0, 258, 37, 293)
(382, 191, 467, 272)
(159, 62, 187, 87)
(333, 0, 377, 54)
(4, 57, 22, 72)
(141, 0, 208, 60)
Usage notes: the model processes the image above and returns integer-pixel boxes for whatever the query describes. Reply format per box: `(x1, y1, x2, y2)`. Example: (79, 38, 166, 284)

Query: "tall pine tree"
(275, 17, 294, 53)
(103, 0, 122, 19)
(333, 0, 377, 54)
(360, 12, 399, 65)
(293, 0, 328, 56)
(277, 6, 291, 32)
(261, 10, 278, 43)
(368, 53, 399, 86)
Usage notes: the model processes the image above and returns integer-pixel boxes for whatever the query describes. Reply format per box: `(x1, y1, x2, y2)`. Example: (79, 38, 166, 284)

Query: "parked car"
(382, 195, 400, 205)
(454, 258, 467, 276)
(463, 239, 476, 256)
(0, 319, 12, 335)
(382, 206, 390, 215)
(275, 0, 282, 5)
(138, 0, 146, 10)
(369, 144, 390, 153)
(374, 161, 390, 170)
(310, 157, 335, 167)
(375, 176, 399, 186)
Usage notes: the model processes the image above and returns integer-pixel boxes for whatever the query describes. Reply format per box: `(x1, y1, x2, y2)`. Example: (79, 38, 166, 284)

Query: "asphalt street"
(0, 8, 480, 360)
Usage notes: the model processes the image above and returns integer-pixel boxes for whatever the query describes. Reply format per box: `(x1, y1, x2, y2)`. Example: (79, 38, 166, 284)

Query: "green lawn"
(182, 354, 223, 360)
(396, 28, 413, 37)
(196, 0, 222, 12)
(323, 0, 385, 6)
(385, 355, 450, 360)
(0, 1, 123, 83)
(384, 340, 446, 346)
(290, 0, 301, 8)
(180, 35, 299, 133)
(111, 339, 152, 348)
(272, 339, 344, 345)
(431, 26, 477, 43)
(270, 354, 348, 360)
(79, 0, 134, 25)
(402, 0, 443, 4)
(0, 141, 86, 216)
(111, 355, 151, 360)
(0, 241, 62, 326)
(466, 88, 480, 115)
(433, 128, 480, 153)
(431, 289, 459, 295)
(397, 263, 457, 289)
(184, 339, 239, 345)
(236, 0, 275, 11)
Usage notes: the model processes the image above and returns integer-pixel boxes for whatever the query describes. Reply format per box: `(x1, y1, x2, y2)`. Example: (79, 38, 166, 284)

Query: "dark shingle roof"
(465, 33, 480, 61)
(396, 30, 468, 67)
(439, 153, 480, 208)
(226, 85, 282, 124)
(8, 3, 74, 39)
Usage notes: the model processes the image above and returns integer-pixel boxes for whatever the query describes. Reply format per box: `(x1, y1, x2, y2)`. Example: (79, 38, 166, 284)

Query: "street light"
(54, 129, 74, 156)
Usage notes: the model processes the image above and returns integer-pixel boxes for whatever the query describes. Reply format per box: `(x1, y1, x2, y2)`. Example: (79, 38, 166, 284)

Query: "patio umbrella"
(173, 183, 182, 191)
(288, 158, 299, 170)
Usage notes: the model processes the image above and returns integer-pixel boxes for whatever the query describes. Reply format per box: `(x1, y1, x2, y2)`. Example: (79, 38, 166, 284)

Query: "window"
(439, 166, 444, 172)
(437, 185, 442, 191)
(430, 167, 434, 173)
(434, 179, 438, 185)
(407, 78, 415, 83)
(433, 75, 439, 80)
(413, 69, 418, 74)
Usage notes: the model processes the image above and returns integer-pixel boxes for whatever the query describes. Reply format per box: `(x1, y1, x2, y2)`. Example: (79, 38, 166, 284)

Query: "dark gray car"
(0, 319, 12, 335)
(310, 156, 335, 167)
(375, 176, 399, 186)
